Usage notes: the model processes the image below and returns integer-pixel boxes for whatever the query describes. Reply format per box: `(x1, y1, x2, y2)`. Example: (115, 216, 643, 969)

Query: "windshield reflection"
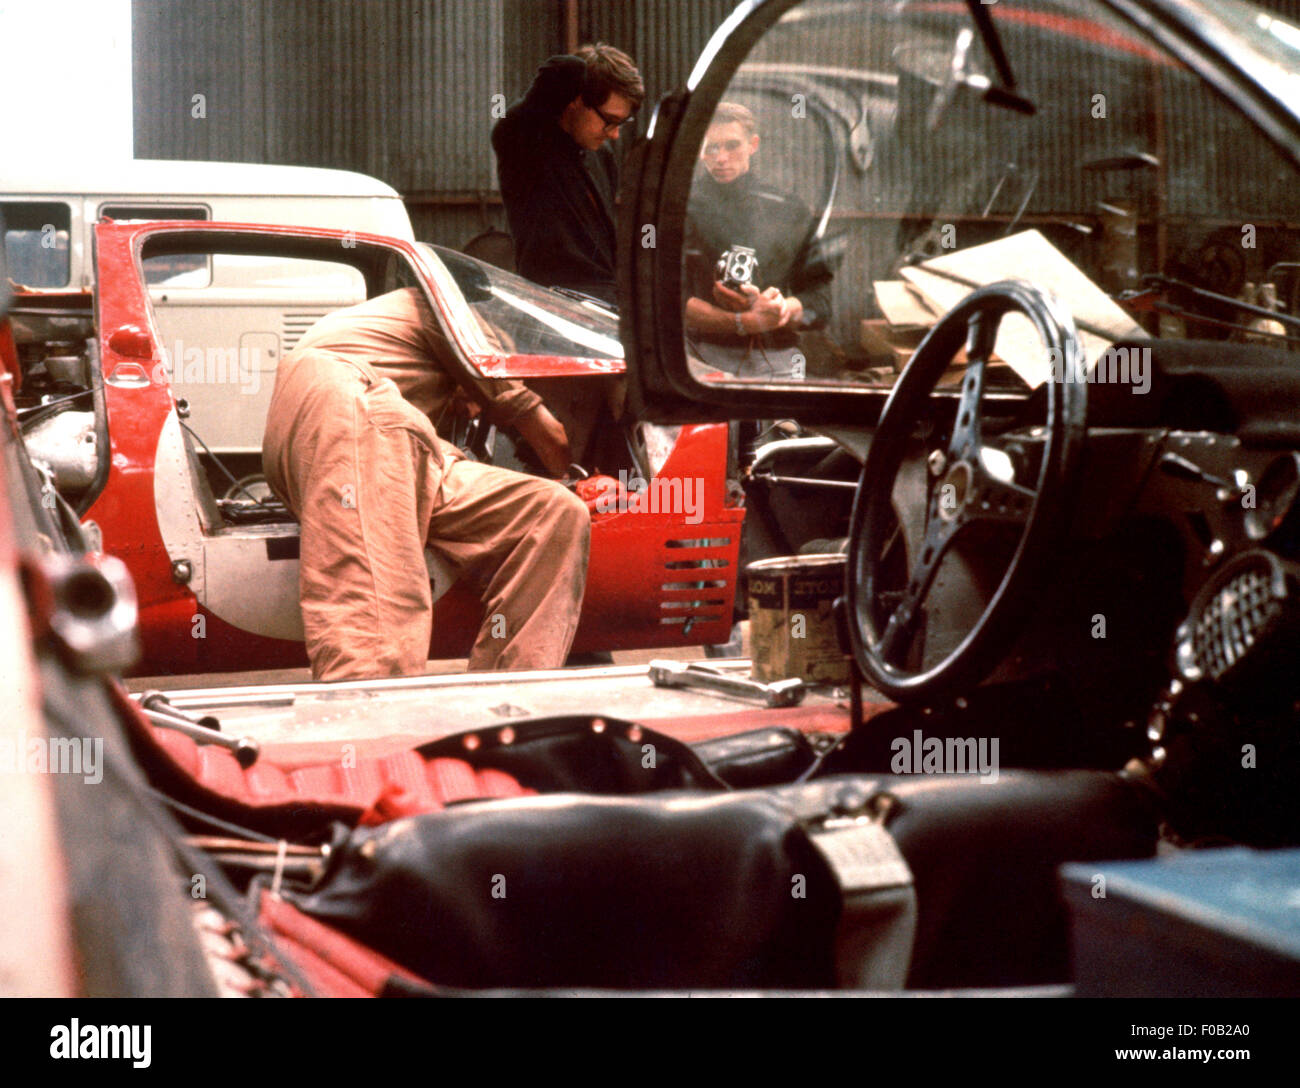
(680, 0, 1300, 391)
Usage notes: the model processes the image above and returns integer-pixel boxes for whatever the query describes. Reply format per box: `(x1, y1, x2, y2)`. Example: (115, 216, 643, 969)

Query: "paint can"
(747, 553, 849, 684)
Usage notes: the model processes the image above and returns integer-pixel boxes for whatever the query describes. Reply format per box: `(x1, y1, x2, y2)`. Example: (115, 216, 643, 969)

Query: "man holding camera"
(492, 43, 643, 307)
(683, 102, 835, 378)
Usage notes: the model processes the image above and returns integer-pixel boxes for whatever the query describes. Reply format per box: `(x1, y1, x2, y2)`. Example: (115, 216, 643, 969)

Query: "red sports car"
(4, 220, 743, 675)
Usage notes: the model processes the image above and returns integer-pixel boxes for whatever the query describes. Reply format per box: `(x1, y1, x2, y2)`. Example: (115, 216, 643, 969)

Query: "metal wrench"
(648, 660, 806, 708)
(135, 690, 260, 767)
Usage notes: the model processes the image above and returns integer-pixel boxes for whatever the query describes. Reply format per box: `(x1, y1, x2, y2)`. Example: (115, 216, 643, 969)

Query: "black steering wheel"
(846, 280, 1088, 703)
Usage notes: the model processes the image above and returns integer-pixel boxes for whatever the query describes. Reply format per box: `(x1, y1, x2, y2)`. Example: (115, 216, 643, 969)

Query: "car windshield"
(1195, 0, 1300, 111)
(681, 0, 1300, 392)
(423, 243, 623, 361)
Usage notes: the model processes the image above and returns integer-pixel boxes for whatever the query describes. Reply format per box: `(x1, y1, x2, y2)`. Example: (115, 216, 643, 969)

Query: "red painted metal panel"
(0, 318, 19, 391)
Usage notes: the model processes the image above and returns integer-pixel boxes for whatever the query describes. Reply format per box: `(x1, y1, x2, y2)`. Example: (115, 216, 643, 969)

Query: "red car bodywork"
(32, 220, 743, 675)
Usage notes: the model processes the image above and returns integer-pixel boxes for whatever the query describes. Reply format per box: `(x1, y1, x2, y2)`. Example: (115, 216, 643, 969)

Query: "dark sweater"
(684, 168, 834, 334)
(492, 55, 619, 305)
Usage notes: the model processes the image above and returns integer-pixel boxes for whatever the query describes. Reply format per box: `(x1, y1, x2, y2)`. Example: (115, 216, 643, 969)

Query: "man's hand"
(712, 281, 758, 312)
(688, 282, 803, 337)
(514, 404, 572, 477)
(529, 55, 588, 114)
(751, 286, 788, 328)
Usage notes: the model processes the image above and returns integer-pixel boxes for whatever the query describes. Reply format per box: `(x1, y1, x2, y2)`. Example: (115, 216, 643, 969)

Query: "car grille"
(1176, 550, 1300, 686)
(659, 536, 735, 638)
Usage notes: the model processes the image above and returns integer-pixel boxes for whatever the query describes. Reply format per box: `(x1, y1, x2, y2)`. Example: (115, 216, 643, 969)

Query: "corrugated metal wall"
(135, 0, 1300, 265)
(582, 0, 736, 177)
(134, 0, 737, 247)
(132, 0, 266, 163)
(587, 0, 735, 107)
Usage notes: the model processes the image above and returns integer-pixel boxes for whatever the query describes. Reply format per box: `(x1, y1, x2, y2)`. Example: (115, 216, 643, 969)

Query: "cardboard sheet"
(898, 230, 1147, 387)
(873, 280, 940, 329)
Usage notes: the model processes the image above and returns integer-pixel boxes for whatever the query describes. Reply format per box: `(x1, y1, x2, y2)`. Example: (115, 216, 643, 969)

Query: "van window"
(140, 238, 367, 454)
(2, 201, 72, 288)
(100, 203, 210, 286)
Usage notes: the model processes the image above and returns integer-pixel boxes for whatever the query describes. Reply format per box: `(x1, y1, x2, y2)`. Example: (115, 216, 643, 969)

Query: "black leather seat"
(864, 770, 1158, 987)
(285, 767, 1157, 990)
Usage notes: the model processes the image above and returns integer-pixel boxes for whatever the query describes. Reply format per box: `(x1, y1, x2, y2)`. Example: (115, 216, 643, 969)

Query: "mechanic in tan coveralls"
(263, 287, 590, 681)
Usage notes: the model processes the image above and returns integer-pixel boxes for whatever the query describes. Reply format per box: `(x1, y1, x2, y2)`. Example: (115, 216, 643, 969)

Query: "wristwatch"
(734, 312, 747, 337)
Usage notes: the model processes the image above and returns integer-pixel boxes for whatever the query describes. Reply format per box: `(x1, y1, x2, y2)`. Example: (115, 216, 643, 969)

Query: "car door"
(618, 0, 1300, 689)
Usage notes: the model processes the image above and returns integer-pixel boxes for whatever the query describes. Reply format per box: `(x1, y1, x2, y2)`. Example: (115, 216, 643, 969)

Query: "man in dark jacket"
(492, 43, 643, 307)
(683, 102, 836, 379)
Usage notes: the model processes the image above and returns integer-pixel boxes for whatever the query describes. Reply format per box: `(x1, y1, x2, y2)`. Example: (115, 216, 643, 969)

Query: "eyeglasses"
(703, 138, 744, 157)
(592, 104, 636, 134)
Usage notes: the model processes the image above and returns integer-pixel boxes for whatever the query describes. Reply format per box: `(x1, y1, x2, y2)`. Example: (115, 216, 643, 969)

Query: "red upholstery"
(147, 726, 529, 814)
(257, 891, 430, 997)
(112, 685, 533, 835)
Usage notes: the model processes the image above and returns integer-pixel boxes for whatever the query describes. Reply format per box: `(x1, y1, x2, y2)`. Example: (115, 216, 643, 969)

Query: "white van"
(2, 159, 415, 454)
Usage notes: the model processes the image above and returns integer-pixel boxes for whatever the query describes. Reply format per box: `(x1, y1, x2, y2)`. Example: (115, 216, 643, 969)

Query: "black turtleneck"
(492, 55, 619, 305)
(685, 168, 833, 333)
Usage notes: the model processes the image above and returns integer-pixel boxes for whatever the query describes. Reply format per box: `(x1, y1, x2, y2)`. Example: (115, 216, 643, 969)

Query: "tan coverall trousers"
(263, 351, 590, 681)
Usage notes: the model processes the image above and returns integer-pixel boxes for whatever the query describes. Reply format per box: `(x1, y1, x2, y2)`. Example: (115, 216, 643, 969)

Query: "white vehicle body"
(2, 159, 414, 452)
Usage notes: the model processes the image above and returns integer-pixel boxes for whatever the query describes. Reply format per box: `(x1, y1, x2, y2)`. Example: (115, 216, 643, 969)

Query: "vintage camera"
(716, 245, 758, 290)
